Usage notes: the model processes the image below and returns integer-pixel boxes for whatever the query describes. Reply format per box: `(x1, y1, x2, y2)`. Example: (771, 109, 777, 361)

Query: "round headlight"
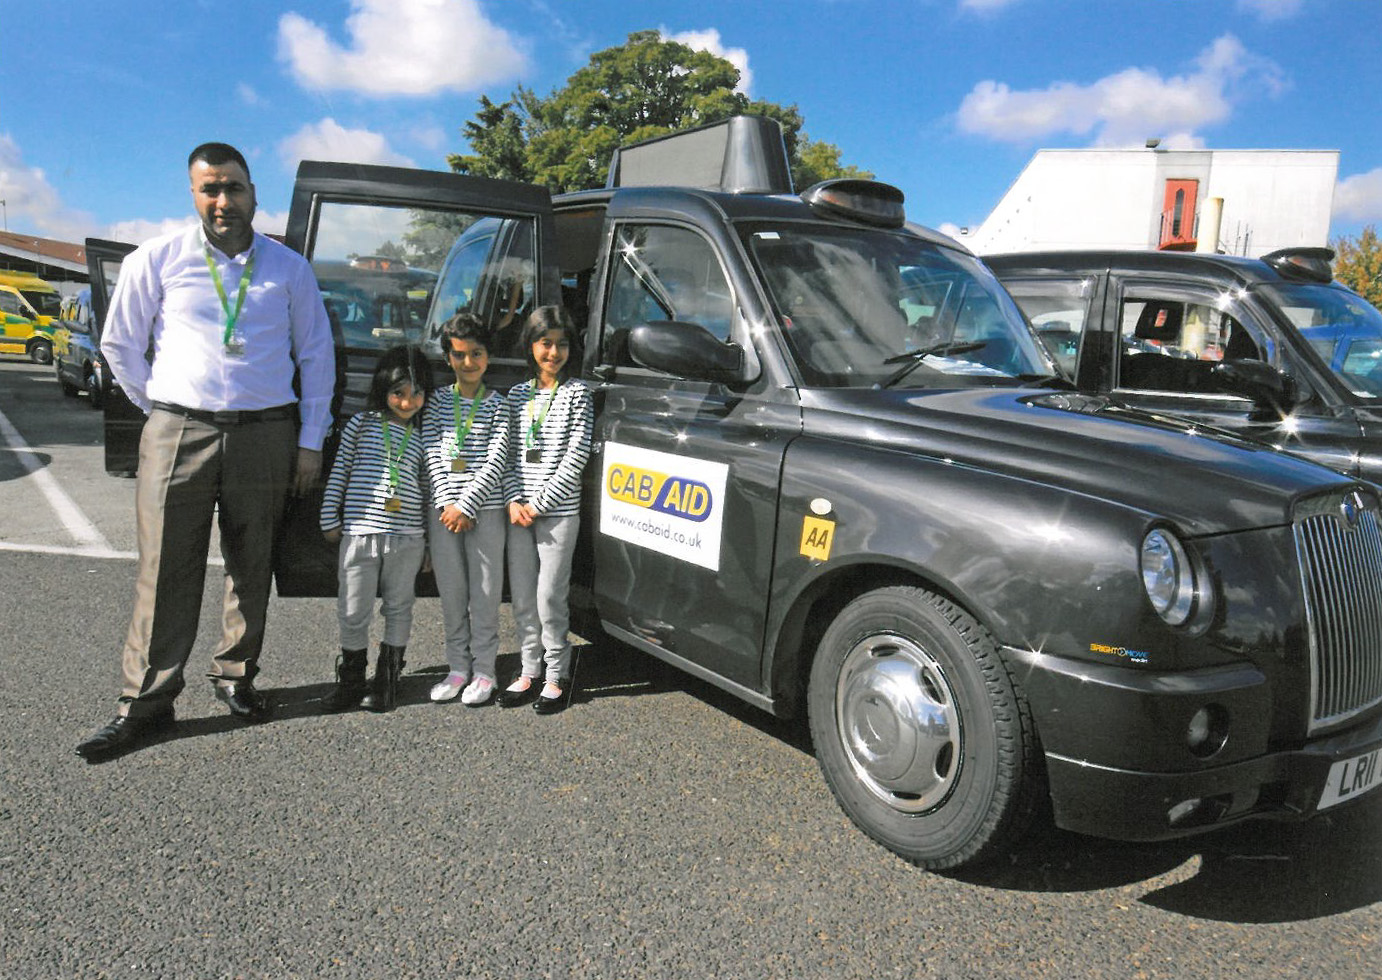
(1141, 528, 1196, 626)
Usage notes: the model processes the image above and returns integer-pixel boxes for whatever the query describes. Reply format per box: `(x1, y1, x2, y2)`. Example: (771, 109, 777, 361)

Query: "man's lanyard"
(526, 380, 558, 450)
(202, 245, 256, 347)
(380, 417, 412, 495)
(452, 384, 486, 456)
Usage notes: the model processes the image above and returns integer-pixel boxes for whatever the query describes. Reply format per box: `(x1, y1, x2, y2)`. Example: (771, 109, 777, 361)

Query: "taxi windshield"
(1262, 282, 1382, 399)
(742, 223, 1052, 388)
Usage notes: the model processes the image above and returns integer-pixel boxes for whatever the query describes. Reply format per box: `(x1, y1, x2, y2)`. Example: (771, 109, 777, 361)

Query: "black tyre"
(30, 340, 53, 365)
(807, 585, 1042, 869)
(59, 375, 80, 397)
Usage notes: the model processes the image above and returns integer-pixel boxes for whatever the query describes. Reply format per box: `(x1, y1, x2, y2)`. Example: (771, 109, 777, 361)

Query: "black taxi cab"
(88, 117, 1382, 869)
(987, 248, 1382, 483)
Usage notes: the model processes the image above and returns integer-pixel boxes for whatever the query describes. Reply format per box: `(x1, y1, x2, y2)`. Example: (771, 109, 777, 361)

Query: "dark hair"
(188, 142, 251, 180)
(519, 305, 578, 380)
(438, 312, 490, 360)
(366, 345, 433, 424)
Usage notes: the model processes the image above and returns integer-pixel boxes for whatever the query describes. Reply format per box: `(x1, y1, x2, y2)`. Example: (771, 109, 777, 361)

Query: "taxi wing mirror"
(628, 320, 748, 385)
(1211, 359, 1305, 421)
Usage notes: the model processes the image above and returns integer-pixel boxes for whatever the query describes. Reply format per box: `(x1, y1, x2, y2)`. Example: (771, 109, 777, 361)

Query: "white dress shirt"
(102, 223, 336, 450)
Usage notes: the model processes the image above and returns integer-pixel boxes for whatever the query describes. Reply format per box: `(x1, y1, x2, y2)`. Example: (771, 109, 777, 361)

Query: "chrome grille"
(1294, 490, 1382, 733)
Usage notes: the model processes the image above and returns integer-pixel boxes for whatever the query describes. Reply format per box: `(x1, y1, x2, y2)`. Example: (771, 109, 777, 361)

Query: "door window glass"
(308, 201, 534, 355)
(602, 224, 734, 367)
(1117, 290, 1266, 393)
(999, 277, 1093, 378)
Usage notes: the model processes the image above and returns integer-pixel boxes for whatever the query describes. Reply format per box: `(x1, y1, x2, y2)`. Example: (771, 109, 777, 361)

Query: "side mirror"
(1211, 359, 1304, 421)
(627, 320, 747, 385)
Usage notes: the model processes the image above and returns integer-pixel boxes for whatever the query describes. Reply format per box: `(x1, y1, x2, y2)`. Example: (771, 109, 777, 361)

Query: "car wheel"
(59, 374, 81, 397)
(30, 340, 53, 365)
(807, 585, 1043, 869)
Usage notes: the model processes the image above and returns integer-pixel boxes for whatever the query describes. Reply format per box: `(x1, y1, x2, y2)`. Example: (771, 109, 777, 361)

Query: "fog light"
(1186, 704, 1229, 758)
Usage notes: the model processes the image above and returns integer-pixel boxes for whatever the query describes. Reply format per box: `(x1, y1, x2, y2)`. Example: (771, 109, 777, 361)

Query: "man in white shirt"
(77, 142, 336, 760)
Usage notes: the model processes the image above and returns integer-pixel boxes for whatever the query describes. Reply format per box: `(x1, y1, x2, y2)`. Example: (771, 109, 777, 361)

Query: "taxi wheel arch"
(807, 584, 1043, 869)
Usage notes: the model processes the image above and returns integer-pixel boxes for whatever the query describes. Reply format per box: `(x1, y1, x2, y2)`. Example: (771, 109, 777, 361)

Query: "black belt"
(152, 401, 296, 425)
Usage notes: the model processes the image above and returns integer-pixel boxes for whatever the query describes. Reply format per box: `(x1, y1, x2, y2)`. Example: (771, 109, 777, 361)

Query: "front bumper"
(1005, 645, 1382, 841)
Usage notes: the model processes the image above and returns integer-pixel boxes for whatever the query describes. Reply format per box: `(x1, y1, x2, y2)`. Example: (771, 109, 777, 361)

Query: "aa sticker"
(800, 515, 835, 560)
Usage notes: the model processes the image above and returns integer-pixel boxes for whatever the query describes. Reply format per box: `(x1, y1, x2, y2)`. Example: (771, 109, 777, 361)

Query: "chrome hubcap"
(835, 632, 962, 813)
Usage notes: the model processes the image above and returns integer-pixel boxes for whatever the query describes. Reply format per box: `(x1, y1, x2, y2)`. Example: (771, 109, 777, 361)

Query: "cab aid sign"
(600, 442, 729, 571)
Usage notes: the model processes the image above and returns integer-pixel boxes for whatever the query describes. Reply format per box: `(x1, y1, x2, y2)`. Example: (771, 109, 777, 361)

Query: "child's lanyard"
(203, 246, 255, 349)
(452, 384, 485, 459)
(526, 380, 558, 452)
(380, 417, 412, 500)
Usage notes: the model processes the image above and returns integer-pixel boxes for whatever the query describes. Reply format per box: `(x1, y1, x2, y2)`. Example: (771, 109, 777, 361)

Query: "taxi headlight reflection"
(1141, 529, 1196, 626)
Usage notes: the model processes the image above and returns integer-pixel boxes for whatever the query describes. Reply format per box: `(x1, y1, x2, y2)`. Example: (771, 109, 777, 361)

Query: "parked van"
(0, 271, 62, 363)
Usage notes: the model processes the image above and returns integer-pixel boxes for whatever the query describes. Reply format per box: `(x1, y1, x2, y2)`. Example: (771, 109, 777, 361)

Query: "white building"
(959, 146, 1338, 258)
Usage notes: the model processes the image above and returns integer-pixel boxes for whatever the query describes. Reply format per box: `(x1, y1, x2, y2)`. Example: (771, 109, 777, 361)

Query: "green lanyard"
(452, 384, 486, 455)
(526, 379, 558, 450)
(202, 245, 256, 347)
(380, 417, 412, 495)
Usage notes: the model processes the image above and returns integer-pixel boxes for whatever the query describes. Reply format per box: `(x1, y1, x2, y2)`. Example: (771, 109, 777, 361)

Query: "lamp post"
(0, 200, 6, 231)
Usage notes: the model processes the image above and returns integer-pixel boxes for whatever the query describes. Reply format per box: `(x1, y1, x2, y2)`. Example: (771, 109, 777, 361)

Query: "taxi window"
(999, 277, 1093, 379)
(601, 223, 734, 367)
(306, 201, 535, 355)
(1116, 288, 1269, 395)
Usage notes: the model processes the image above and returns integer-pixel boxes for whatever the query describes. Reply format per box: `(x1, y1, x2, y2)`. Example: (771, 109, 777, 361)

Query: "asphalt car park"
(2, 353, 1381, 978)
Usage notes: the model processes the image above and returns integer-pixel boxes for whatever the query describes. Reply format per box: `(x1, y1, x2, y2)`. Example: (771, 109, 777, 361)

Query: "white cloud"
(237, 83, 261, 106)
(278, 119, 417, 172)
(278, 0, 527, 97)
(1334, 169, 1382, 223)
(662, 28, 752, 94)
(0, 134, 98, 241)
(1237, 0, 1303, 22)
(956, 34, 1285, 146)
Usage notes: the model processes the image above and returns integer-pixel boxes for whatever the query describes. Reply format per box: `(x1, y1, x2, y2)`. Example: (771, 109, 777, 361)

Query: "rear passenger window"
(1116, 290, 1265, 394)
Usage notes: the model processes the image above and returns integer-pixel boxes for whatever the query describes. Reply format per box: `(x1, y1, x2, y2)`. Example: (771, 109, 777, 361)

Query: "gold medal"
(451, 457, 467, 473)
(385, 496, 402, 513)
(526, 448, 542, 464)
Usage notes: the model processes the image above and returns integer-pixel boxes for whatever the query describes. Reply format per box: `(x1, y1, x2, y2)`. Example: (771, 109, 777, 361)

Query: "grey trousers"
(337, 533, 427, 649)
(506, 513, 580, 683)
(119, 408, 296, 717)
(427, 507, 505, 681)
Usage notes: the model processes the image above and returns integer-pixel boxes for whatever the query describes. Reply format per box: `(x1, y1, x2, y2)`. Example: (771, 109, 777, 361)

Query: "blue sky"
(3, 0, 1380, 247)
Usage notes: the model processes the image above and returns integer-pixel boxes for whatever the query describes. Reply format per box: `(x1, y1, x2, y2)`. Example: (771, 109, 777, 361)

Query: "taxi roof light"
(1262, 247, 1334, 284)
(801, 179, 907, 229)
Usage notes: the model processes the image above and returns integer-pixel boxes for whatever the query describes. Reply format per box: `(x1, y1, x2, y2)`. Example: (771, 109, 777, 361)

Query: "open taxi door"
(274, 161, 558, 595)
(85, 237, 140, 476)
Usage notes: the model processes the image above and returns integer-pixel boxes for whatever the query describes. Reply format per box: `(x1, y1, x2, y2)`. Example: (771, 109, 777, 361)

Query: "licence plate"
(1318, 747, 1382, 810)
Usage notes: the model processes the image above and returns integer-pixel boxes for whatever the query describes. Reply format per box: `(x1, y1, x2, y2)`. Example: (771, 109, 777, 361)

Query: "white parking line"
(0, 404, 115, 553)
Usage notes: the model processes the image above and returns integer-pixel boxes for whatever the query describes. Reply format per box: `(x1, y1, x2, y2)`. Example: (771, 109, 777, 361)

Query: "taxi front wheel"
(807, 585, 1043, 870)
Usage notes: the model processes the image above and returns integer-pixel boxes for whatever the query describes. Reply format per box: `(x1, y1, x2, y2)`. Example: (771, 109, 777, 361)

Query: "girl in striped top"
(422, 313, 511, 706)
(497, 306, 594, 715)
(319, 345, 433, 713)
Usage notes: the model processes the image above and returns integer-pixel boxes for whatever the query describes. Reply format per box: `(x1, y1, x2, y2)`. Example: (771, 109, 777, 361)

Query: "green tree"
(447, 31, 869, 194)
(1332, 225, 1382, 307)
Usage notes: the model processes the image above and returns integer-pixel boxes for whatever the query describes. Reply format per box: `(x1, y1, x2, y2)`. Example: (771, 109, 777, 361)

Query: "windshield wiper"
(879, 341, 987, 389)
(1015, 372, 1077, 390)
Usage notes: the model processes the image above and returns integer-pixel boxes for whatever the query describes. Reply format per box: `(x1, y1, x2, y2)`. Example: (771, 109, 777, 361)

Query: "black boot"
(361, 643, 406, 713)
(320, 648, 368, 713)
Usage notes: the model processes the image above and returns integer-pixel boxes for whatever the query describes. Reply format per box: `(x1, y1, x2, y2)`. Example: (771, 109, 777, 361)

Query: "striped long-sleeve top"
(422, 383, 510, 517)
(320, 411, 428, 536)
(504, 378, 594, 517)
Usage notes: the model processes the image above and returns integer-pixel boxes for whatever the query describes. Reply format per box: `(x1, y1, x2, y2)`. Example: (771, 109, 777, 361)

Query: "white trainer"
(461, 676, 495, 706)
(430, 672, 468, 703)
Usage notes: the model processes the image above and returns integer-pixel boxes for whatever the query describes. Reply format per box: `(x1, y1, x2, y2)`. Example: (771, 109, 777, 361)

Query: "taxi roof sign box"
(605, 115, 794, 195)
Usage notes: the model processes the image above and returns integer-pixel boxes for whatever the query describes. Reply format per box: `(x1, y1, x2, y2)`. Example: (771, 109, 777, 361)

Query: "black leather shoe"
(496, 678, 539, 709)
(214, 680, 272, 721)
(533, 678, 571, 715)
(75, 710, 175, 760)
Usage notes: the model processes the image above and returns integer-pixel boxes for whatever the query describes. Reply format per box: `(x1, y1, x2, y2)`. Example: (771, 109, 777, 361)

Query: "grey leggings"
(506, 514, 579, 682)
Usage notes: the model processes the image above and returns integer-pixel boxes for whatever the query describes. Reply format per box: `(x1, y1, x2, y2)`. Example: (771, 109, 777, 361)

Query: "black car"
(988, 248, 1382, 483)
(87, 119, 1382, 869)
(52, 288, 108, 408)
